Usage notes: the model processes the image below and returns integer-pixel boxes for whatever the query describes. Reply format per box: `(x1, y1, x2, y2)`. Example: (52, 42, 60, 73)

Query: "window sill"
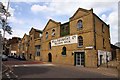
(62, 55, 66, 57)
(77, 28, 83, 31)
(78, 46, 83, 48)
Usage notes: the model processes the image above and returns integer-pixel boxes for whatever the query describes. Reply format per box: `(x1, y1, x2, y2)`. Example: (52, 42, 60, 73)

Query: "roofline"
(93, 13, 109, 28)
(43, 19, 60, 31)
(111, 44, 120, 49)
(70, 8, 92, 20)
(29, 27, 42, 34)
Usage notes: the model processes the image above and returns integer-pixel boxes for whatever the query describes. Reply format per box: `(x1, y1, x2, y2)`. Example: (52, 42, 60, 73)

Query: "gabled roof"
(70, 8, 92, 20)
(29, 27, 42, 34)
(43, 19, 60, 31)
(22, 33, 28, 40)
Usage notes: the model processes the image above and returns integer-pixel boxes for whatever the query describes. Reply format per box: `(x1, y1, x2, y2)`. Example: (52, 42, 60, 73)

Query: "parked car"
(13, 54, 17, 59)
(8, 54, 14, 58)
(2, 54, 8, 61)
(18, 55, 26, 60)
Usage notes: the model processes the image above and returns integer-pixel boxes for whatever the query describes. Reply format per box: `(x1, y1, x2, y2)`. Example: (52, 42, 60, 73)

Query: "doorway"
(75, 52, 85, 66)
(100, 55, 103, 65)
(48, 53, 52, 62)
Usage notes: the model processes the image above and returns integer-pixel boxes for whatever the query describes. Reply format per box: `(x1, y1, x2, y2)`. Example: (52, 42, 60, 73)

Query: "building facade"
(7, 37, 21, 56)
(20, 33, 29, 59)
(28, 27, 42, 60)
(40, 8, 111, 67)
(15, 8, 112, 68)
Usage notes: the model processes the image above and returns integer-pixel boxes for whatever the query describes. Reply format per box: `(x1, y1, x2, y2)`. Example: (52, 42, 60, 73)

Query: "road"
(2, 58, 118, 80)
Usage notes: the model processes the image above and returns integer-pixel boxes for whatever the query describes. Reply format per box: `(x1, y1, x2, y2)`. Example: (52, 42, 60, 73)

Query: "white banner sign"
(51, 35, 78, 46)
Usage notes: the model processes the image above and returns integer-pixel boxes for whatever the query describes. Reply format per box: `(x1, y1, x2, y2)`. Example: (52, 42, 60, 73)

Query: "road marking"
(12, 64, 55, 67)
(9, 71, 18, 78)
(5, 73, 11, 78)
(5, 73, 9, 76)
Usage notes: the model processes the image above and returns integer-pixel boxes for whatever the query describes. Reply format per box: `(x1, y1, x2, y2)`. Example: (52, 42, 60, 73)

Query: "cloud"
(31, 5, 48, 13)
(8, 16, 25, 24)
(101, 10, 118, 44)
(30, 1, 118, 44)
(1, 0, 119, 2)
(1, 1, 118, 44)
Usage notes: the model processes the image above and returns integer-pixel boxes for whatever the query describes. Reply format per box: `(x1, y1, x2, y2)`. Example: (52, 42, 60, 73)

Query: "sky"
(0, 0, 119, 44)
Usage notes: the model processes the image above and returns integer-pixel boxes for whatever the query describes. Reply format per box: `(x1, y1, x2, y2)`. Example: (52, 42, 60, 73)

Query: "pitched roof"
(43, 19, 60, 31)
(29, 27, 42, 34)
(70, 8, 92, 20)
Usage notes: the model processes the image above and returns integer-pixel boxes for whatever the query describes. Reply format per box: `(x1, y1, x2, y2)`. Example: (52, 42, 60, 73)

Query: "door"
(48, 53, 52, 62)
(75, 52, 85, 66)
(100, 55, 103, 65)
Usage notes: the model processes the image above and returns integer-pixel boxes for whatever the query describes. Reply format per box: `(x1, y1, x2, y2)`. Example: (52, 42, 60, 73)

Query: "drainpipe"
(93, 13, 98, 67)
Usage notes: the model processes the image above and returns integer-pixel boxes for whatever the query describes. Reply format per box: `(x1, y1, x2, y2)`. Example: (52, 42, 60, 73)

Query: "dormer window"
(77, 20, 83, 30)
(52, 29, 55, 37)
(46, 32, 48, 39)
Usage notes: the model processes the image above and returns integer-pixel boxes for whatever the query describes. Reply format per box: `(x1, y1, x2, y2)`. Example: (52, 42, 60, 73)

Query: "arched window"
(62, 46, 66, 56)
(46, 32, 48, 39)
(49, 42, 51, 49)
(77, 20, 83, 30)
(52, 29, 55, 37)
(78, 36, 83, 47)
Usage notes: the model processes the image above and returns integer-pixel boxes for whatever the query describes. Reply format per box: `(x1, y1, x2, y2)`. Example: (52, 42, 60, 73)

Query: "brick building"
(40, 8, 111, 67)
(16, 8, 112, 67)
(28, 27, 42, 60)
(7, 37, 21, 56)
(19, 33, 29, 59)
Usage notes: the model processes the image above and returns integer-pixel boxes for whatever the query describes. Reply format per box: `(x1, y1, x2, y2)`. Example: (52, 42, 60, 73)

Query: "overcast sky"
(0, 0, 119, 44)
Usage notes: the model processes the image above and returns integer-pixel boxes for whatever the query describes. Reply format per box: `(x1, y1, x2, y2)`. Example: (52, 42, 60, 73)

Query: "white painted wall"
(98, 50, 112, 66)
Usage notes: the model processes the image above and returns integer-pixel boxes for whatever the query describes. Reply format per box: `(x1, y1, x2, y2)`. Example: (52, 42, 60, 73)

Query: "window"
(77, 20, 83, 30)
(60, 22, 70, 37)
(103, 38, 105, 49)
(52, 29, 55, 37)
(49, 42, 51, 50)
(36, 52, 40, 56)
(78, 36, 83, 47)
(62, 46, 66, 56)
(102, 24, 104, 33)
(46, 32, 48, 39)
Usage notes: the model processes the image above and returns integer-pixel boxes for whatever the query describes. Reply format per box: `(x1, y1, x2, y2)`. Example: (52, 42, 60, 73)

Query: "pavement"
(51, 63, 118, 78)
(2, 63, 9, 74)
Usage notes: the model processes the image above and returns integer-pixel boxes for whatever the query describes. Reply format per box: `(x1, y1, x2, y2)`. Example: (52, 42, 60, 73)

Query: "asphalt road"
(2, 58, 118, 79)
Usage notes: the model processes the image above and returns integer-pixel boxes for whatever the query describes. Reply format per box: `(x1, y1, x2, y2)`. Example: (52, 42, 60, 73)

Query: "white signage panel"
(51, 35, 78, 46)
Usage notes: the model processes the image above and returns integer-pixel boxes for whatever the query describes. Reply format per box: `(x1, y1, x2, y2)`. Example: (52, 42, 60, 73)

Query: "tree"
(0, 1, 12, 54)
(0, 1, 12, 35)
